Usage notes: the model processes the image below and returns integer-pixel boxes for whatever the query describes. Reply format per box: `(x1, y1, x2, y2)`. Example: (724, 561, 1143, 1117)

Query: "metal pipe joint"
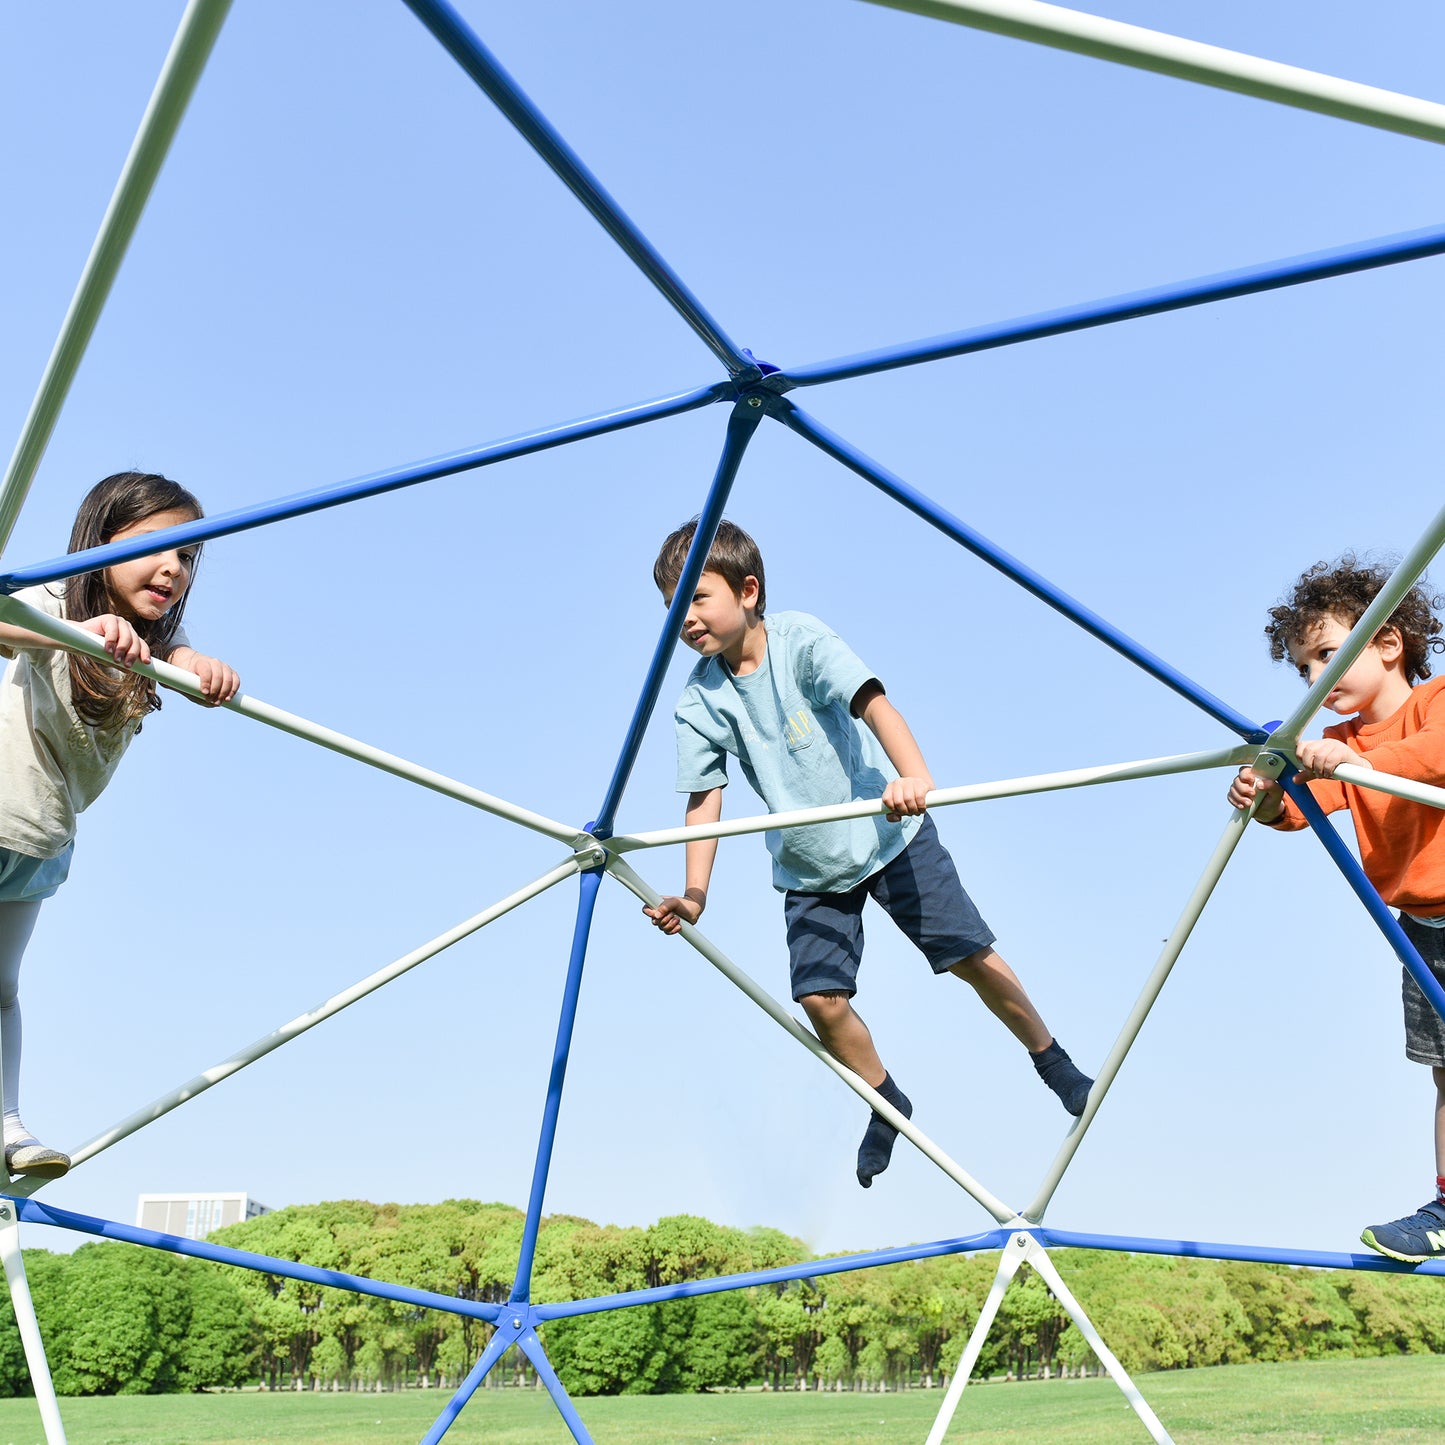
(1250, 750, 1289, 780)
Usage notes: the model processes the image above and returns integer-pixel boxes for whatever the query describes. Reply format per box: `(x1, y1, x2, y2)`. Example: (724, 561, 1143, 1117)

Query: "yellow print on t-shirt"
(784, 709, 814, 752)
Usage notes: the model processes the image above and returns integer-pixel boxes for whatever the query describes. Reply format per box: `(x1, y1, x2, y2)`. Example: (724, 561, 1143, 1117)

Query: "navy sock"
(857, 1073, 912, 1189)
(1031, 1039, 1093, 1117)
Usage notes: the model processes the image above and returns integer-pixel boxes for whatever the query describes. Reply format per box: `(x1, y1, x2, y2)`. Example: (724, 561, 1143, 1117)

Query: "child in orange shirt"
(1229, 557, 1445, 1261)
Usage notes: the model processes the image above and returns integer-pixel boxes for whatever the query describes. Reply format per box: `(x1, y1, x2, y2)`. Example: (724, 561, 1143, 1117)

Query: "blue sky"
(3, 0, 1445, 1267)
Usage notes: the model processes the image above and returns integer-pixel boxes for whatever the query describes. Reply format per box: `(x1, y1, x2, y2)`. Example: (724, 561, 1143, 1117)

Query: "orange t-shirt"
(1272, 673, 1445, 916)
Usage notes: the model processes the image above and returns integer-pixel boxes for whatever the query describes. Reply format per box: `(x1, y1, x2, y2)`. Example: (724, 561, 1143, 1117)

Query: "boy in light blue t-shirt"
(645, 519, 1093, 1187)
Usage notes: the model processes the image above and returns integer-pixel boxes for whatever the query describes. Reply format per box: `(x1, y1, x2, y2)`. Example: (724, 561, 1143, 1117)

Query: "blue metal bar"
(773, 399, 1267, 742)
(591, 396, 765, 836)
(533, 1226, 1010, 1321)
(510, 869, 604, 1302)
(419, 1317, 522, 1445)
(1283, 775, 1445, 1024)
(1, 381, 728, 594)
(1040, 1226, 1445, 1276)
(518, 1330, 596, 1445)
(781, 221, 1445, 389)
(398, 0, 754, 380)
(10, 1195, 502, 1321)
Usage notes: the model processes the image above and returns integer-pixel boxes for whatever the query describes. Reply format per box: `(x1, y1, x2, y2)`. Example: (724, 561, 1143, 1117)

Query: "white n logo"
(1426, 1230, 1445, 1252)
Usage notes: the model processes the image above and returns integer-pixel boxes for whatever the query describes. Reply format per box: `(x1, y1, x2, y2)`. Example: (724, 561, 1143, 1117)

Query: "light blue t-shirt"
(674, 611, 921, 893)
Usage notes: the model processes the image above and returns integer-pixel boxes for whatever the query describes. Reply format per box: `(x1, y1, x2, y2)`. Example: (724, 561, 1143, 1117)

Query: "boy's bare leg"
(1360, 1065, 1445, 1261)
(799, 991, 886, 1085)
(947, 947, 1052, 1051)
(951, 947, 1093, 1116)
(1434, 1067, 1445, 1177)
(800, 991, 912, 1188)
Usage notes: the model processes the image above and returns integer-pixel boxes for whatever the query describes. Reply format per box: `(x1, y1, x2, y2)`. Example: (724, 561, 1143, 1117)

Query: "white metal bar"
(1332, 761, 1445, 812)
(1024, 1237, 1174, 1443)
(605, 854, 1016, 1223)
(0, 595, 587, 847)
(1024, 804, 1253, 1221)
(925, 1233, 1174, 1442)
(1271, 500, 1445, 747)
(924, 1241, 1024, 1445)
(0, 1204, 67, 1442)
(9, 859, 579, 1196)
(0, 0, 233, 556)
(856, 0, 1445, 146)
(607, 744, 1252, 853)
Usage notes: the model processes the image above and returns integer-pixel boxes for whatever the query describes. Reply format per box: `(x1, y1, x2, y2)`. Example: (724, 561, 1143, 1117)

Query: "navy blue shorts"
(783, 814, 996, 1001)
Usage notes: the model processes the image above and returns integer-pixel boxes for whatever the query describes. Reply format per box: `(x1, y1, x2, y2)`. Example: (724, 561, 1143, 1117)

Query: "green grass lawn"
(0, 1356, 1441, 1444)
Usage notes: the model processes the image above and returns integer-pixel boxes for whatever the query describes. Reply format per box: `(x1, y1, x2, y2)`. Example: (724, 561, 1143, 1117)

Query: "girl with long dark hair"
(0, 472, 238, 1176)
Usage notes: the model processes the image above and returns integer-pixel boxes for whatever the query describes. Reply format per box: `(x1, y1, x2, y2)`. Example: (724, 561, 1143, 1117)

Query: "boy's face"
(1287, 614, 1407, 722)
(664, 569, 759, 666)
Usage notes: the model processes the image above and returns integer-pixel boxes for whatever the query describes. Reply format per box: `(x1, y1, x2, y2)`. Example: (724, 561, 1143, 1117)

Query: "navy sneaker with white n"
(1360, 1198, 1445, 1263)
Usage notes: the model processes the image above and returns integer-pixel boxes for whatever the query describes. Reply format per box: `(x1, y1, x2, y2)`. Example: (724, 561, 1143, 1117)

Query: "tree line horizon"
(1, 1197, 1441, 1397)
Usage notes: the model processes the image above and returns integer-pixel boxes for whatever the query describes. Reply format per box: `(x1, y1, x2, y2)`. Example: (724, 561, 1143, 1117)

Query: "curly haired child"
(1229, 555, 1445, 1260)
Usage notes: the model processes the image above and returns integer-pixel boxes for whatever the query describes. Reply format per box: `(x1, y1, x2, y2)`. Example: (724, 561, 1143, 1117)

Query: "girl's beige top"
(0, 584, 186, 859)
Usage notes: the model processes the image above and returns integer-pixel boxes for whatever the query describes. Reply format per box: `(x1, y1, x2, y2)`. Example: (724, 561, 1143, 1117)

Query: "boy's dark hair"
(653, 518, 766, 617)
(1266, 554, 1444, 683)
(66, 471, 204, 731)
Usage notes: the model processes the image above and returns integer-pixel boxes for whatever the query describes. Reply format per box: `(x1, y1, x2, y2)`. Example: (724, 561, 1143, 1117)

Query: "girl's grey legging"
(0, 900, 40, 1145)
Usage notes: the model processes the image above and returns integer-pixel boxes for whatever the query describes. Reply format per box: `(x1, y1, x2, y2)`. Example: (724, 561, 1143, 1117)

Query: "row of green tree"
(2, 1199, 1442, 1395)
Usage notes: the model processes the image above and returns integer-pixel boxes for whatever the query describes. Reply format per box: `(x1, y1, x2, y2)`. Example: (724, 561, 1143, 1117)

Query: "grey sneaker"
(1360, 1198, 1445, 1263)
(4, 1140, 71, 1179)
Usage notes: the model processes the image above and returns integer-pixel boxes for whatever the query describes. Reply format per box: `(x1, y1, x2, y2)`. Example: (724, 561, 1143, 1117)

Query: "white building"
(136, 1192, 271, 1240)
